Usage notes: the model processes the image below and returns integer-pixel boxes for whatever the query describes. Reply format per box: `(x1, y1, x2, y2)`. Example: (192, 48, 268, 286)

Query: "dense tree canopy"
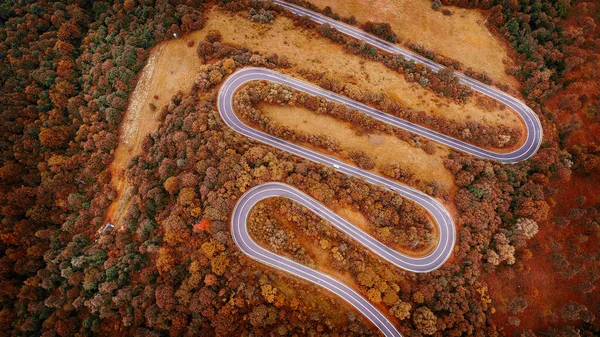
(1, 0, 598, 336)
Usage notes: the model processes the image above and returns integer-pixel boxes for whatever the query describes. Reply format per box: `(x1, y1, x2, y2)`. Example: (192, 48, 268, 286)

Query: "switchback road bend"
(219, 2, 542, 336)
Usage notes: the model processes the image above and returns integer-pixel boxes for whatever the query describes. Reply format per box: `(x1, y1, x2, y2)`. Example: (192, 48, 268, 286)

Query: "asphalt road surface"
(219, 67, 455, 274)
(231, 183, 407, 337)
(219, 68, 453, 337)
(274, 0, 543, 163)
(218, 3, 543, 336)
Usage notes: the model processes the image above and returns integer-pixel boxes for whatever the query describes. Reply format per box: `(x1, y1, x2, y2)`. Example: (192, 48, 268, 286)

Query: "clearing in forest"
(311, 0, 520, 89)
(106, 8, 521, 226)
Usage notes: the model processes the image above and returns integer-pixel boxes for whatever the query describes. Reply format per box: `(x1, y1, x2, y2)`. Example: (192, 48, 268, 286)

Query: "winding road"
(274, 0, 543, 163)
(218, 2, 543, 336)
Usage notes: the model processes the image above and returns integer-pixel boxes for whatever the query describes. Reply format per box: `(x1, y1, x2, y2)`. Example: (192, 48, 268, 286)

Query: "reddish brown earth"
(486, 169, 599, 335)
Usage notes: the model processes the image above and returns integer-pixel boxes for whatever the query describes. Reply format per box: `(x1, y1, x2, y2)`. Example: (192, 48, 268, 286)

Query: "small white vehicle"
(333, 164, 340, 169)
(98, 223, 114, 235)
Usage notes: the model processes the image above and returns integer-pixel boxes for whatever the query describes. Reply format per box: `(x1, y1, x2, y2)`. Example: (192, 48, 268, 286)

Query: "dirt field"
(310, 0, 520, 89)
(106, 36, 203, 226)
(202, 10, 522, 128)
(107, 8, 519, 226)
(259, 103, 455, 195)
(484, 172, 600, 335)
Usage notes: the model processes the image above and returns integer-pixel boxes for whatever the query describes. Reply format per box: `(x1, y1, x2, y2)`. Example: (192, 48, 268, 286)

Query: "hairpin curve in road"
(218, 2, 542, 335)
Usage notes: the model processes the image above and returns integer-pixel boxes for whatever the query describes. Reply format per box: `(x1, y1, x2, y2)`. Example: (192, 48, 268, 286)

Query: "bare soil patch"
(310, 0, 520, 89)
(203, 10, 521, 130)
(259, 102, 455, 195)
(107, 8, 514, 226)
(106, 35, 203, 226)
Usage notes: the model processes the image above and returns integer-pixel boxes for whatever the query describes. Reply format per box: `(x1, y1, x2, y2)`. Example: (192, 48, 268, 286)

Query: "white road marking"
(217, 2, 543, 336)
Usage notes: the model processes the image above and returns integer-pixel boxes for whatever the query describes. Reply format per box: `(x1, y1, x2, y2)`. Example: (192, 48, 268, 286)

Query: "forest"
(1, 0, 599, 336)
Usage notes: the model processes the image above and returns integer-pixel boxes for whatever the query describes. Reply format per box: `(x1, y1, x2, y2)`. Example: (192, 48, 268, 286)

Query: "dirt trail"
(105, 45, 161, 225)
(105, 36, 203, 227)
(203, 11, 522, 130)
